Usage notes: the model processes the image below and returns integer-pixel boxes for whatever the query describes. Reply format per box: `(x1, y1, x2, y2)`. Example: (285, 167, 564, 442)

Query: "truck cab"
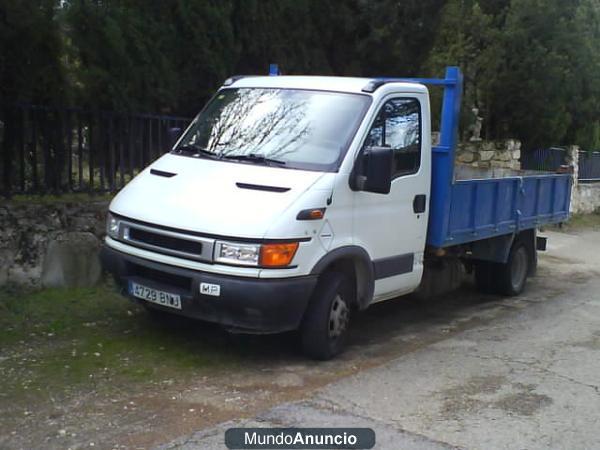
(101, 68, 571, 359)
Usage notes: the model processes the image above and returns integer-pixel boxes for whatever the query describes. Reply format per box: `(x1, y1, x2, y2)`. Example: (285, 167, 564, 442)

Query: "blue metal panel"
(428, 67, 463, 247)
(403, 66, 574, 248)
(395, 67, 463, 247)
(440, 174, 572, 247)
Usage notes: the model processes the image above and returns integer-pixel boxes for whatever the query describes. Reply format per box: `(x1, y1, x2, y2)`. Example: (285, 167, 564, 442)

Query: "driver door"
(353, 95, 430, 302)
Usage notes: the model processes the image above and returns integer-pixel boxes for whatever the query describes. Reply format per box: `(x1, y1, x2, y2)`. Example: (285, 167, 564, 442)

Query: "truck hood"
(109, 153, 330, 238)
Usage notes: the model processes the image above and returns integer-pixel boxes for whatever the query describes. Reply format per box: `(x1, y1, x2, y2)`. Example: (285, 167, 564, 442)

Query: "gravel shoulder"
(2, 228, 599, 449)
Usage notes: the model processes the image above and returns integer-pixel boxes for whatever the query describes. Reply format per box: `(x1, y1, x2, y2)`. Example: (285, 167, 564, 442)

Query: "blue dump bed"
(436, 174, 572, 247)
(397, 67, 572, 248)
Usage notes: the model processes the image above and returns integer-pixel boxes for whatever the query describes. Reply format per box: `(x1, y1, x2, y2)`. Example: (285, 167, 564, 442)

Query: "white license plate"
(129, 281, 182, 310)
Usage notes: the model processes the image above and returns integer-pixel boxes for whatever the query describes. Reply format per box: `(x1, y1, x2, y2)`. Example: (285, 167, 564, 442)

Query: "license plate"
(129, 281, 182, 310)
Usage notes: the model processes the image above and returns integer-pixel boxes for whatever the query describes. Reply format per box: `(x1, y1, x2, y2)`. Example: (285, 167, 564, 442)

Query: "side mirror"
(355, 146, 393, 194)
(168, 127, 182, 149)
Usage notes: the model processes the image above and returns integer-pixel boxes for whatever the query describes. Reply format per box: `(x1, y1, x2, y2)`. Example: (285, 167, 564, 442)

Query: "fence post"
(567, 145, 580, 214)
(566, 145, 579, 187)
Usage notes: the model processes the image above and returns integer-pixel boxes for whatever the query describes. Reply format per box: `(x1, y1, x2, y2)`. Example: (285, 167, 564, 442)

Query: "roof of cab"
(226, 75, 427, 95)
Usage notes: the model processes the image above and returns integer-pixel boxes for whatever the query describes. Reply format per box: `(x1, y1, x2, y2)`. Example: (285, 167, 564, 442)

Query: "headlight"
(215, 242, 261, 266)
(214, 241, 299, 267)
(106, 213, 120, 239)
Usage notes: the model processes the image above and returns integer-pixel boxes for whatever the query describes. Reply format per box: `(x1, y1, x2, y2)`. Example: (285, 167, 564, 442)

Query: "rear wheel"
(300, 272, 352, 360)
(496, 241, 530, 296)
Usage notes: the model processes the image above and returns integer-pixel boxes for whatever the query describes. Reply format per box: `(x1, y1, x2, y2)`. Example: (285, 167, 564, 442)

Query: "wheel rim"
(511, 246, 528, 291)
(328, 294, 349, 339)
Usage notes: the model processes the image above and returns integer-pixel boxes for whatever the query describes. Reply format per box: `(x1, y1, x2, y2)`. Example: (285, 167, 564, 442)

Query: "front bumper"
(100, 245, 317, 333)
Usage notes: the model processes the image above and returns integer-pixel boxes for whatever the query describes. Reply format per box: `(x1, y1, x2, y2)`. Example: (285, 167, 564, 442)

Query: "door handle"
(413, 194, 426, 214)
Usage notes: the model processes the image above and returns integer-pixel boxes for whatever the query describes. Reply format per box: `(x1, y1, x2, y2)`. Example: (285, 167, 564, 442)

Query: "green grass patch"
(0, 192, 113, 205)
(559, 210, 600, 231)
(0, 283, 244, 402)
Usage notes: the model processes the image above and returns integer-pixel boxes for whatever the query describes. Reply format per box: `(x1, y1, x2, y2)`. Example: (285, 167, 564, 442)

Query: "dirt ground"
(1, 222, 599, 450)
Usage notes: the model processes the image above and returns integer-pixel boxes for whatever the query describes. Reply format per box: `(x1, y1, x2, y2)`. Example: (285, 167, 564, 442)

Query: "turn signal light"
(260, 242, 299, 267)
(296, 208, 326, 220)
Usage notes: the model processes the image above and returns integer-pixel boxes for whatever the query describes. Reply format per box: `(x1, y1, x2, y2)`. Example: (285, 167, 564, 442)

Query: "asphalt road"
(160, 229, 600, 450)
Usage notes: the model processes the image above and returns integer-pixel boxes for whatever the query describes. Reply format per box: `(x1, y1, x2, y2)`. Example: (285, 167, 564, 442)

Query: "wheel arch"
(310, 246, 374, 310)
(470, 229, 536, 267)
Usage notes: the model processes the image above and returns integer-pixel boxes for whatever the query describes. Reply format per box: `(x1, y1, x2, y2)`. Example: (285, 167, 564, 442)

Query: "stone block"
(8, 265, 42, 286)
(479, 150, 495, 161)
(457, 150, 476, 163)
(495, 150, 512, 161)
(482, 142, 496, 152)
(490, 160, 510, 168)
(41, 232, 102, 288)
(0, 250, 12, 285)
(509, 160, 521, 170)
(505, 139, 520, 152)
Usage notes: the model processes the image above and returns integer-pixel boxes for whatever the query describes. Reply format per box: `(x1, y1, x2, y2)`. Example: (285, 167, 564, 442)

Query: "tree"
(2, 0, 599, 153)
(0, 0, 67, 194)
(0, 0, 66, 106)
(425, 0, 600, 149)
(567, 0, 600, 150)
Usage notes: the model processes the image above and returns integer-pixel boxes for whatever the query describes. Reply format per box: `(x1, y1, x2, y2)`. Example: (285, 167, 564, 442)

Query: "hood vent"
(150, 169, 177, 178)
(236, 182, 290, 193)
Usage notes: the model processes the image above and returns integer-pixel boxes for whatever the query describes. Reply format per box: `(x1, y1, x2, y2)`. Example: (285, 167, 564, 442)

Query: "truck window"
(365, 98, 421, 177)
(175, 88, 371, 172)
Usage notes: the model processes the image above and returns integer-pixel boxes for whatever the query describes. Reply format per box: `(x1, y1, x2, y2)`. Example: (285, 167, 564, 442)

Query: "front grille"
(117, 219, 215, 262)
(128, 227, 203, 255)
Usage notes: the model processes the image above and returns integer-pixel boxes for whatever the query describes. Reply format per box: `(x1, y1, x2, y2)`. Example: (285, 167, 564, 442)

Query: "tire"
(300, 272, 352, 360)
(496, 241, 530, 296)
(474, 260, 496, 294)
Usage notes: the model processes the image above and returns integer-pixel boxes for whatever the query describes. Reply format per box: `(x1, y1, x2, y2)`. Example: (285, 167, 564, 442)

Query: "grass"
(0, 283, 244, 402)
(558, 210, 600, 231)
(0, 192, 113, 205)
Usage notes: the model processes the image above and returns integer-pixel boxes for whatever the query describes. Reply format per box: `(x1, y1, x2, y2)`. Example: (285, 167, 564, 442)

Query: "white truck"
(101, 67, 571, 359)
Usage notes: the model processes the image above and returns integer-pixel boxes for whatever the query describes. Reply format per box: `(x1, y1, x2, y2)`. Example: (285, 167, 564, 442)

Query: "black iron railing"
(520, 147, 568, 172)
(0, 104, 191, 196)
(520, 146, 600, 182)
(578, 151, 600, 182)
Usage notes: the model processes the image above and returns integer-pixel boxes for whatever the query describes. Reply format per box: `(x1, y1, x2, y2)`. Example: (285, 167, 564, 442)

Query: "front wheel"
(300, 272, 352, 360)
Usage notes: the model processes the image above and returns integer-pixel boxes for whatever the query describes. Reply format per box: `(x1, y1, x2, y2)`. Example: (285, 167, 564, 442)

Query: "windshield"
(173, 88, 370, 171)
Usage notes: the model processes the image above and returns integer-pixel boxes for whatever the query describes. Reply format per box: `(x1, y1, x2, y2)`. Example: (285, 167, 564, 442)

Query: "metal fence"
(578, 151, 600, 182)
(0, 104, 191, 196)
(520, 147, 600, 182)
(520, 147, 568, 172)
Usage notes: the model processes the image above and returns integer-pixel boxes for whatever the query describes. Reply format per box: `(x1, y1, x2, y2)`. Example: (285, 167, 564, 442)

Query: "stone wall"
(567, 145, 600, 214)
(0, 200, 108, 287)
(571, 183, 600, 214)
(454, 141, 600, 215)
(455, 139, 521, 170)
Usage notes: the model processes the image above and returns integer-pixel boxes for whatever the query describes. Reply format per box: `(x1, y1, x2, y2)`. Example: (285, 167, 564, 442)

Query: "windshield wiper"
(174, 144, 219, 159)
(221, 153, 286, 166)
